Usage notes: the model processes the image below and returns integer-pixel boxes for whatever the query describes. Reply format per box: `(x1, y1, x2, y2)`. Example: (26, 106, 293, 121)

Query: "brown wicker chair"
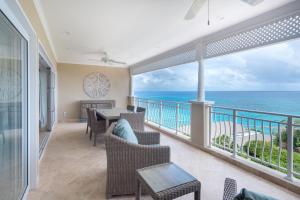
(127, 105, 135, 112)
(89, 109, 106, 146)
(85, 108, 91, 134)
(223, 178, 237, 200)
(120, 112, 145, 131)
(136, 106, 146, 113)
(105, 123, 170, 197)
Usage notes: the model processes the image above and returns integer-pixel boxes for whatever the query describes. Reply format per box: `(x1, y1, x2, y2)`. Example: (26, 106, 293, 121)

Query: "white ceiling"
(38, 0, 293, 67)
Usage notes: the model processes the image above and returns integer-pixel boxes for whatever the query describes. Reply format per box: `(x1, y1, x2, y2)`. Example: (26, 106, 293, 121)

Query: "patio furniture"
(120, 112, 145, 131)
(223, 178, 237, 200)
(105, 123, 170, 197)
(136, 106, 146, 113)
(85, 107, 91, 134)
(89, 109, 106, 146)
(136, 162, 201, 200)
(96, 108, 133, 130)
(127, 105, 135, 112)
(80, 100, 115, 122)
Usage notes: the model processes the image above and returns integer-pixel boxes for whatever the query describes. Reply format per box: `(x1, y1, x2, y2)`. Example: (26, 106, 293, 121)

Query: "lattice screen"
(205, 13, 300, 58)
(131, 7, 300, 74)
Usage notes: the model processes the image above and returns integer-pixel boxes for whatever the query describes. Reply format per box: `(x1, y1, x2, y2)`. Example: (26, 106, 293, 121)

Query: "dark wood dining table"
(96, 108, 133, 130)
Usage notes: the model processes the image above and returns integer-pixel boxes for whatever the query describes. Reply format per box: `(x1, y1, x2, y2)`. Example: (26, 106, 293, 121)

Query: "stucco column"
(190, 44, 213, 148)
(197, 56, 205, 102)
(190, 101, 214, 148)
(128, 74, 135, 106)
(130, 74, 134, 97)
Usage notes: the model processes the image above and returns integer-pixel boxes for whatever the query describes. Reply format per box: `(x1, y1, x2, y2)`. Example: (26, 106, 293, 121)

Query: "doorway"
(39, 55, 55, 156)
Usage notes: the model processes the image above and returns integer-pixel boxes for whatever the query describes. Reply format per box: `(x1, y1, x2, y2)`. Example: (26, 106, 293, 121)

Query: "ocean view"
(135, 91, 300, 116)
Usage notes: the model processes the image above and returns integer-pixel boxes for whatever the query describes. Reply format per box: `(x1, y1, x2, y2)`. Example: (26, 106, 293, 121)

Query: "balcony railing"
(209, 106, 300, 180)
(134, 97, 191, 136)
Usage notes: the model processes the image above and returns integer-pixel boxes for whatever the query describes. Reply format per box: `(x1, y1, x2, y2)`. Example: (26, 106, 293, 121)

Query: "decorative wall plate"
(83, 72, 111, 98)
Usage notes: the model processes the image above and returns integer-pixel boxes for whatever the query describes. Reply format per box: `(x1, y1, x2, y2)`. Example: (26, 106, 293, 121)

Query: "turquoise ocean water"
(135, 91, 300, 131)
(135, 91, 300, 116)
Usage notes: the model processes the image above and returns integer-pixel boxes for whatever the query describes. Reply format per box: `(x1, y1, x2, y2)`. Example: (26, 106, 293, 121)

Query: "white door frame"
(0, 1, 40, 199)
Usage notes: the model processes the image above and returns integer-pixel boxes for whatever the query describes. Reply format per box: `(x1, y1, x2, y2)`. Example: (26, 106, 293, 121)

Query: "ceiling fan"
(88, 51, 126, 65)
(184, 0, 264, 20)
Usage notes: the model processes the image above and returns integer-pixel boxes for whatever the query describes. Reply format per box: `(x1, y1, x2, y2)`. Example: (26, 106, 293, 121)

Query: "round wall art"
(83, 72, 111, 98)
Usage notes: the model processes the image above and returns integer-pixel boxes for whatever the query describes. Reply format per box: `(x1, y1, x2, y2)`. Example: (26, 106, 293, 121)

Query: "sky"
(134, 39, 300, 91)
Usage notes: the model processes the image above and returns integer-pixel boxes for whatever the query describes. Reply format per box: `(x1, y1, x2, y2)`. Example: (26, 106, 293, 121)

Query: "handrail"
(134, 97, 191, 136)
(209, 105, 299, 181)
(134, 97, 191, 106)
(212, 105, 300, 119)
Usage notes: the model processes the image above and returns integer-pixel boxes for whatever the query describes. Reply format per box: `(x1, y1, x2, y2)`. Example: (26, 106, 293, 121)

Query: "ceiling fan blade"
(108, 59, 126, 65)
(184, 0, 206, 20)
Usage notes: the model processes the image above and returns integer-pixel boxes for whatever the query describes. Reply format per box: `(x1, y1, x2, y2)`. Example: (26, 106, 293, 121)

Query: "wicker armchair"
(105, 123, 170, 197)
(223, 178, 237, 200)
(120, 112, 145, 131)
(89, 109, 106, 146)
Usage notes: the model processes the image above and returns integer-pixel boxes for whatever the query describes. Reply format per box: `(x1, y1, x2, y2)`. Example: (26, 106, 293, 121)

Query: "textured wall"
(57, 63, 130, 122)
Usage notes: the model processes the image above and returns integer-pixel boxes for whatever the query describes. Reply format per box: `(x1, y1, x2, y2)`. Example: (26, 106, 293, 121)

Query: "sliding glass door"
(0, 10, 28, 200)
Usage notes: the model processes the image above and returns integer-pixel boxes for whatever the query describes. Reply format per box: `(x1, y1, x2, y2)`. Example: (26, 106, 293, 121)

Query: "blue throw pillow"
(113, 119, 138, 144)
(234, 188, 278, 200)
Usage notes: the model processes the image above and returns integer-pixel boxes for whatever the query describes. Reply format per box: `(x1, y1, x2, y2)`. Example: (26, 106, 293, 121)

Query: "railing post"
(208, 106, 212, 148)
(286, 116, 294, 181)
(146, 100, 149, 122)
(159, 100, 163, 127)
(232, 109, 237, 158)
(175, 103, 179, 134)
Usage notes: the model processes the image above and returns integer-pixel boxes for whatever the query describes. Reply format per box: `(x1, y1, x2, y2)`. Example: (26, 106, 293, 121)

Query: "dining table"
(96, 107, 133, 130)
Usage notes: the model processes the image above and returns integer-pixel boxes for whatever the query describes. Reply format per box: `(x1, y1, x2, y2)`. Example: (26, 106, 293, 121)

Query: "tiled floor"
(28, 123, 300, 200)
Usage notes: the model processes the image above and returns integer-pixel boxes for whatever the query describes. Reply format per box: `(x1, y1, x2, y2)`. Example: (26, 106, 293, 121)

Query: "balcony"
(131, 97, 300, 193)
(28, 123, 300, 200)
(3, 0, 300, 200)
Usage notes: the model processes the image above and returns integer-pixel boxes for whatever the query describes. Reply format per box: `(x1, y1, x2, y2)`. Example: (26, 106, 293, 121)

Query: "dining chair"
(136, 106, 146, 113)
(89, 109, 106, 146)
(127, 105, 135, 112)
(120, 112, 145, 131)
(85, 107, 91, 134)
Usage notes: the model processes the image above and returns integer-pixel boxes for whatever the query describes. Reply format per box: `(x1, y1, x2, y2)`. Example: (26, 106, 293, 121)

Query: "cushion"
(113, 119, 138, 144)
(234, 188, 278, 200)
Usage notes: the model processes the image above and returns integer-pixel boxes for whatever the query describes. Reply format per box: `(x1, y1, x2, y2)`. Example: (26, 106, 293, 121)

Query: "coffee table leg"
(194, 190, 200, 200)
(136, 179, 141, 200)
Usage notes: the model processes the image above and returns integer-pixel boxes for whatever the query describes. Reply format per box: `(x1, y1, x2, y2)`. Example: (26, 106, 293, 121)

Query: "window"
(0, 10, 28, 200)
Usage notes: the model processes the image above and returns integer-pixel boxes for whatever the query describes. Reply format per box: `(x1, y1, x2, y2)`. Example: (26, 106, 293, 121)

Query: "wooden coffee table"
(136, 162, 201, 200)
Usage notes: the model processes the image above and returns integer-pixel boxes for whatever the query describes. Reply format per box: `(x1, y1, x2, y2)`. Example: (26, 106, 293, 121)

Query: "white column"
(197, 59, 205, 102)
(128, 73, 135, 106)
(196, 43, 205, 102)
(130, 74, 134, 97)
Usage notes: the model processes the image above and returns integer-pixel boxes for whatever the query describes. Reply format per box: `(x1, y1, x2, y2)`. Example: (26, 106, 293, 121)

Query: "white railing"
(134, 97, 191, 136)
(209, 106, 300, 180)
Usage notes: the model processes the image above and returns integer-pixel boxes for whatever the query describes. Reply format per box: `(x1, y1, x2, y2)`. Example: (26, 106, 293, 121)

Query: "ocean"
(135, 91, 300, 116)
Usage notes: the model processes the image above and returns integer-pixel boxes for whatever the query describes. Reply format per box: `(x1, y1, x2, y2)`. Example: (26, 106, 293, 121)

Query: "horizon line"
(135, 90, 300, 92)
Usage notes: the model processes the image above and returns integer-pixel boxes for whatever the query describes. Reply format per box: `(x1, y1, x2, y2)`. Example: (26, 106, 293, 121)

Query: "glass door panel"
(0, 10, 28, 200)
